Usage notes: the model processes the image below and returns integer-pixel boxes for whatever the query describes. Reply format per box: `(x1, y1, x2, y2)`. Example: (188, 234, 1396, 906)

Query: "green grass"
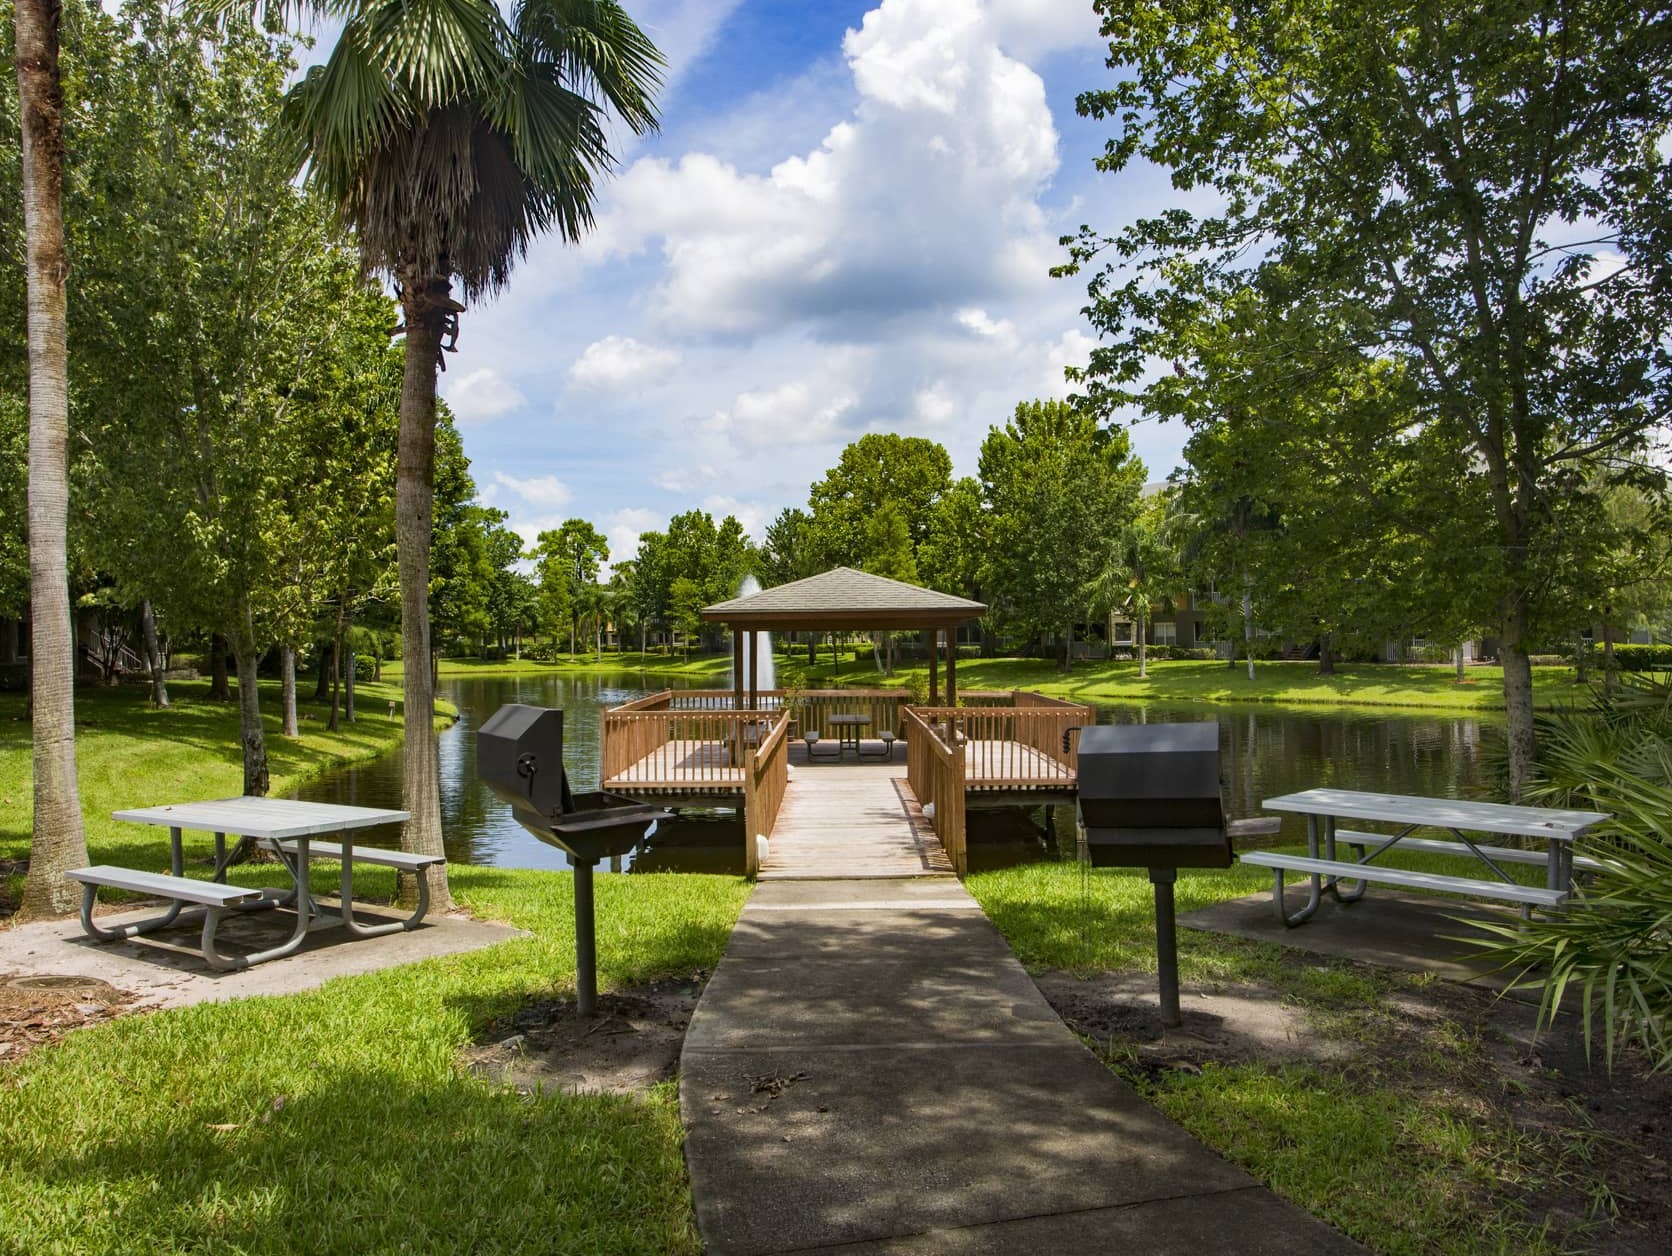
(0, 679, 454, 889)
(967, 858, 1599, 1254)
(395, 653, 734, 681)
(0, 866, 750, 1254)
(777, 654, 1587, 714)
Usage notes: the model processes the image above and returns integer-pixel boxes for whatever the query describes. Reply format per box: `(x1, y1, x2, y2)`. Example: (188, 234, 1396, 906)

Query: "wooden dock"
(758, 763, 953, 880)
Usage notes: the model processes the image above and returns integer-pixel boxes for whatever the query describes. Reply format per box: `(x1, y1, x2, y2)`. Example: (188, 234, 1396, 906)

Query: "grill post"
(1150, 867, 1181, 1028)
(574, 858, 597, 1017)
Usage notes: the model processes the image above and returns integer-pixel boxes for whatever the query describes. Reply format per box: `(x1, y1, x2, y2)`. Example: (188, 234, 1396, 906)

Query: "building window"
(1152, 620, 1177, 647)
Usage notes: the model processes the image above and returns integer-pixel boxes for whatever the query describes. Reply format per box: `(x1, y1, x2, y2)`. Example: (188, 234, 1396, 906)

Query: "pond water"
(295, 672, 1499, 876)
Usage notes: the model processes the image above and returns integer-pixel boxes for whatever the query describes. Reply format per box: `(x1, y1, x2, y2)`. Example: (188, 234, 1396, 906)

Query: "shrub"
(1604, 643, 1672, 671)
(1473, 672, 1672, 1070)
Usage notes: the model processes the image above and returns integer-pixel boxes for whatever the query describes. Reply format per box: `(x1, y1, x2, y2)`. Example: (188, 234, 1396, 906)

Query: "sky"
(430, 0, 1189, 568)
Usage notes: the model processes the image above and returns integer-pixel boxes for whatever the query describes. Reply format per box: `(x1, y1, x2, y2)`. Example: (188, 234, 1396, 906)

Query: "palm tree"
(221, 0, 662, 908)
(15, 0, 91, 916)
(1085, 517, 1174, 680)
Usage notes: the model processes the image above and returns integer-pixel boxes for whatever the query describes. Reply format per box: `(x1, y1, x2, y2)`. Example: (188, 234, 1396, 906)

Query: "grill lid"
(477, 703, 572, 820)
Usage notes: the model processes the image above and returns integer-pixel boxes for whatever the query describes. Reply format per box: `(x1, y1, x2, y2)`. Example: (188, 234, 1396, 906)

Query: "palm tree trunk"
(16, 0, 88, 918)
(395, 273, 454, 911)
(141, 598, 169, 708)
(235, 641, 269, 795)
(1241, 578, 1255, 682)
(327, 593, 344, 733)
(1138, 612, 1148, 679)
(209, 632, 231, 700)
(280, 644, 299, 736)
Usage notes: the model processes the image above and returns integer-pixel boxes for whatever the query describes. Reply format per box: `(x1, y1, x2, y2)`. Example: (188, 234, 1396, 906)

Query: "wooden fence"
(602, 705, 789, 788)
(743, 716, 792, 876)
(906, 696, 1093, 789)
(904, 707, 967, 875)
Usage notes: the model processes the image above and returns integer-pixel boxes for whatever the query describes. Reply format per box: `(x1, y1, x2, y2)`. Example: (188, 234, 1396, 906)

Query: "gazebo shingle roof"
(702, 567, 986, 630)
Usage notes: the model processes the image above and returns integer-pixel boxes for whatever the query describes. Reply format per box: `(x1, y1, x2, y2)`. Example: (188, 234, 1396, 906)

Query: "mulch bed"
(0, 973, 134, 1063)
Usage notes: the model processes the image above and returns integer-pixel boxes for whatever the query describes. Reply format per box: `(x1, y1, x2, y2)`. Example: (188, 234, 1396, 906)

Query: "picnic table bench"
(70, 797, 435, 970)
(1243, 789, 1611, 927)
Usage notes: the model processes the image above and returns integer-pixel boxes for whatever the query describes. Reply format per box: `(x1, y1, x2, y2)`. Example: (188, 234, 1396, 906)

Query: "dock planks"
(759, 763, 952, 879)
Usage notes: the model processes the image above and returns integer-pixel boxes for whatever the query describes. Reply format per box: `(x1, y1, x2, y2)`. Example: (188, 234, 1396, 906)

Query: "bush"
(352, 653, 377, 683)
(1604, 643, 1672, 672)
(1474, 672, 1672, 1070)
(480, 646, 507, 662)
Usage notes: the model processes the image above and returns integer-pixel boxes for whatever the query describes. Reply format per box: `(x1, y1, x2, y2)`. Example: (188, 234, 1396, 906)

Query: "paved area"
(762, 764, 951, 879)
(0, 901, 524, 1009)
(680, 877, 1360, 1254)
(1181, 888, 1527, 994)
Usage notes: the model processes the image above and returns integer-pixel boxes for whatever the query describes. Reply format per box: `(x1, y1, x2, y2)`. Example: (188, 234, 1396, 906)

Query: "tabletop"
(112, 796, 411, 840)
(827, 714, 870, 725)
(1261, 788, 1609, 841)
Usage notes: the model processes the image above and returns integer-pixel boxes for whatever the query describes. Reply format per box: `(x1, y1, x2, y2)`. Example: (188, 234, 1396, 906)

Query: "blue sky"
(435, 0, 1190, 567)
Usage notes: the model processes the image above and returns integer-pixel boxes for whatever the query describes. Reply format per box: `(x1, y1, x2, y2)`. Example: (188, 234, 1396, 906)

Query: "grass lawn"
(394, 652, 733, 681)
(0, 866, 750, 1253)
(0, 675, 750, 1252)
(967, 856, 1613, 1254)
(775, 653, 1590, 714)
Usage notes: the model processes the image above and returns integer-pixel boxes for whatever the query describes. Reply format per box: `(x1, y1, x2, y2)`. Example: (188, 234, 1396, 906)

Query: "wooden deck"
(758, 764, 953, 880)
(605, 739, 1072, 794)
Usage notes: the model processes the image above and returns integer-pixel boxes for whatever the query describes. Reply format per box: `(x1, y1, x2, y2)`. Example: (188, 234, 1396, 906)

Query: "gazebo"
(700, 567, 987, 711)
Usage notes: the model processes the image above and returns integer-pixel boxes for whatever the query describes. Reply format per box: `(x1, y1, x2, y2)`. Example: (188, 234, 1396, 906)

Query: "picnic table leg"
(77, 879, 189, 942)
(335, 844, 433, 937)
(1326, 815, 1369, 903)
(1269, 865, 1323, 928)
(201, 836, 316, 970)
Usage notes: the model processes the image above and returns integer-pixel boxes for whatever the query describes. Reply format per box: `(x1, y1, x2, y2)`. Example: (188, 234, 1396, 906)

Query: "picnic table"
(1241, 788, 1611, 927)
(69, 797, 442, 970)
(826, 713, 870, 758)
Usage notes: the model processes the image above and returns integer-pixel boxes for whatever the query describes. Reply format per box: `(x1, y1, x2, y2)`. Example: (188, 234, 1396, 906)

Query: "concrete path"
(0, 902, 524, 1010)
(680, 876, 1360, 1254)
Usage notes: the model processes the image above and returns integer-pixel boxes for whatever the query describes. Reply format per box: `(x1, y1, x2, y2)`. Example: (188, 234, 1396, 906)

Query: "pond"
(295, 672, 1499, 876)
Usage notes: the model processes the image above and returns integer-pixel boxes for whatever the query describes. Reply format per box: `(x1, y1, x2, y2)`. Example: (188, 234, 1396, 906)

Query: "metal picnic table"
(69, 797, 438, 970)
(1244, 788, 1611, 926)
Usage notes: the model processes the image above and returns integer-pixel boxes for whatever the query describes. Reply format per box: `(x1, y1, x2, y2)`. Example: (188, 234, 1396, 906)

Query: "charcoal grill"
(1070, 721, 1233, 1027)
(478, 703, 664, 1015)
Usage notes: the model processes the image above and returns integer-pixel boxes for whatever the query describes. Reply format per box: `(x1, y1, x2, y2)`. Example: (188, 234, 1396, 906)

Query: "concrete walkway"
(680, 876, 1360, 1254)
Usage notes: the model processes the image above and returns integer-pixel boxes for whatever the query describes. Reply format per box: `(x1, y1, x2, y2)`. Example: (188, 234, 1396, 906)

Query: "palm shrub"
(1476, 672, 1672, 1069)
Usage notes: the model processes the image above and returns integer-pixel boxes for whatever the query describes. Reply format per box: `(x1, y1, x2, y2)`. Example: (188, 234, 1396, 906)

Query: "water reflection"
(297, 674, 1496, 877)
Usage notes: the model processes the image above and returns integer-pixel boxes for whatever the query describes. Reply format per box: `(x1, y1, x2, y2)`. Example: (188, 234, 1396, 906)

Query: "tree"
(760, 507, 815, 587)
(979, 400, 1145, 671)
(533, 519, 607, 655)
(223, 0, 665, 904)
(1063, 0, 1672, 797)
(11, 0, 88, 914)
(669, 577, 703, 660)
(1085, 497, 1178, 679)
(807, 433, 951, 569)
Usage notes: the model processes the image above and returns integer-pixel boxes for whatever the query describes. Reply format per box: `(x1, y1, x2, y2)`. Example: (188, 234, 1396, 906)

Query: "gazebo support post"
(928, 628, 940, 705)
(947, 634, 957, 707)
(748, 630, 758, 712)
(732, 632, 744, 712)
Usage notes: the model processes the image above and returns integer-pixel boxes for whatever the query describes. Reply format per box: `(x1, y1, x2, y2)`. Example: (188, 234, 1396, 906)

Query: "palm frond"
(514, 0, 663, 135)
(359, 0, 511, 108)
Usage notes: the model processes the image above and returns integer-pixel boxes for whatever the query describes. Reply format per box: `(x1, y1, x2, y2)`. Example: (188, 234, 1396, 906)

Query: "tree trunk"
(1455, 645, 1467, 682)
(234, 632, 268, 796)
(1602, 611, 1616, 696)
(280, 644, 298, 736)
(141, 598, 169, 708)
(808, 633, 816, 665)
(1573, 632, 1589, 685)
(327, 594, 344, 733)
(1499, 606, 1537, 803)
(208, 632, 231, 700)
(394, 272, 453, 911)
(16, 0, 88, 918)
(345, 645, 356, 722)
(1241, 579, 1255, 681)
(1317, 632, 1335, 676)
(1059, 624, 1073, 673)
(1137, 613, 1148, 679)
(314, 639, 331, 699)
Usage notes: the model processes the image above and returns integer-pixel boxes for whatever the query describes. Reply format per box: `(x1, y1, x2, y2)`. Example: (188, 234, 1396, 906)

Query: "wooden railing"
(904, 707, 967, 875)
(602, 706, 789, 787)
(668, 688, 788, 711)
(790, 688, 913, 738)
(907, 697, 1094, 787)
(743, 715, 792, 877)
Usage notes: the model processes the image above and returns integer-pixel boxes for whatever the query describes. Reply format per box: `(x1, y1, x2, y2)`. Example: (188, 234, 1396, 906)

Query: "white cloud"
(589, 0, 1061, 336)
(913, 380, 958, 425)
(655, 465, 721, 493)
(1042, 328, 1097, 398)
(493, 472, 573, 509)
(568, 335, 682, 390)
(956, 306, 1014, 338)
(442, 368, 526, 422)
(602, 507, 666, 575)
(700, 495, 770, 543)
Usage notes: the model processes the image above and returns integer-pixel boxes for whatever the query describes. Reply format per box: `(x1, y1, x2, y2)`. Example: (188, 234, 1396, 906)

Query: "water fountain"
(733, 575, 776, 699)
